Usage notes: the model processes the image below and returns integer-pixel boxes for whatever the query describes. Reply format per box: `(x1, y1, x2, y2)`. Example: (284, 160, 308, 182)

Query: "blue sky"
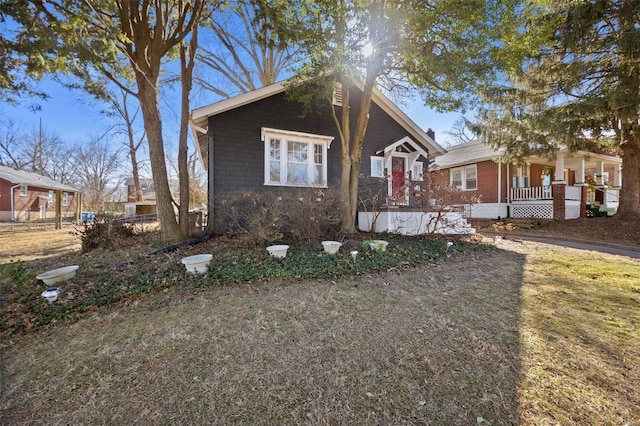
(1, 78, 463, 151)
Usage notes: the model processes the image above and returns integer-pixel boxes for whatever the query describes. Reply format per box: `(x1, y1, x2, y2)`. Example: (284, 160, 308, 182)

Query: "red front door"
(391, 156, 406, 199)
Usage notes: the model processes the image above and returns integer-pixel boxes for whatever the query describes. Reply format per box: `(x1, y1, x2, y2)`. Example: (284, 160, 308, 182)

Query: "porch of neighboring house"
(508, 152, 621, 220)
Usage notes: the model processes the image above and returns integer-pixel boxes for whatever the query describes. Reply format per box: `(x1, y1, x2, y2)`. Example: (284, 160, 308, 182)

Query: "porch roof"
(429, 140, 622, 171)
(527, 150, 622, 170)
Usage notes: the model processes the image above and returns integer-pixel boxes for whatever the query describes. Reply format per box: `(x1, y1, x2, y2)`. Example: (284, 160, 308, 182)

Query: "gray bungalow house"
(190, 77, 475, 234)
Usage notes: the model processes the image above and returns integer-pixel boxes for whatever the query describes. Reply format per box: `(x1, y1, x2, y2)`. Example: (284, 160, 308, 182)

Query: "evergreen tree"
(480, 0, 640, 219)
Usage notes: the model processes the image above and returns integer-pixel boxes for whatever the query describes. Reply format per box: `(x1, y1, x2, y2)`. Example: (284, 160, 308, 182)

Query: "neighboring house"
(0, 165, 81, 222)
(123, 177, 181, 217)
(124, 177, 157, 217)
(125, 177, 156, 202)
(430, 140, 622, 220)
(189, 77, 479, 235)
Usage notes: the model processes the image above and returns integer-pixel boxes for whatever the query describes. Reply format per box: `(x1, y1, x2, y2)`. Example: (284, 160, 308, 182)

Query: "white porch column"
(576, 157, 586, 185)
(613, 164, 622, 187)
(596, 161, 605, 185)
(554, 154, 566, 182)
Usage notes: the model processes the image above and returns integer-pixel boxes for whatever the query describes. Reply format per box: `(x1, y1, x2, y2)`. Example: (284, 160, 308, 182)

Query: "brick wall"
(0, 179, 78, 222)
(429, 160, 507, 204)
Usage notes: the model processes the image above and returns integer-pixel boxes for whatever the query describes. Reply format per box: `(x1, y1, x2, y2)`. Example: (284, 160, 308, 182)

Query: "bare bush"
(357, 172, 481, 236)
(214, 188, 341, 244)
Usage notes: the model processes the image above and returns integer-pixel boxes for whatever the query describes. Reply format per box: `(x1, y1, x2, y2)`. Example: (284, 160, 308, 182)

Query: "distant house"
(125, 177, 156, 202)
(429, 140, 622, 220)
(0, 165, 81, 222)
(189, 77, 479, 235)
(123, 177, 180, 217)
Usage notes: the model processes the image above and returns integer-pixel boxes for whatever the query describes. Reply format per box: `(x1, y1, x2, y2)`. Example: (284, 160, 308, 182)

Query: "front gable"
(375, 136, 430, 179)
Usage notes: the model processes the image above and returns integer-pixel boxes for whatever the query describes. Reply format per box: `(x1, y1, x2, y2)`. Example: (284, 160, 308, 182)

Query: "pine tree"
(481, 1, 640, 219)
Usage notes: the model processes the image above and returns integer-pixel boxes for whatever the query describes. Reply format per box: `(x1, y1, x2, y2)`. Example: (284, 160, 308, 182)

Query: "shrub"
(73, 218, 136, 253)
(214, 188, 341, 244)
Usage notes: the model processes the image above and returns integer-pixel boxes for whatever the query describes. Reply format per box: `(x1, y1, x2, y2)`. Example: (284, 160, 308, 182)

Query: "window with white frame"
(370, 156, 384, 178)
(19, 185, 27, 196)
(412, 162, 424, 181)
(62, 192, 69, 206)
(262, 128, 334, 187)
(450, 165, 477, 190)
(48, 190, 54, 200)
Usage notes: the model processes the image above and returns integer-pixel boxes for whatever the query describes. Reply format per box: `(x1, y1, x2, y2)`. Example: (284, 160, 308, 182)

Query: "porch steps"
(436, 213, 476, 235)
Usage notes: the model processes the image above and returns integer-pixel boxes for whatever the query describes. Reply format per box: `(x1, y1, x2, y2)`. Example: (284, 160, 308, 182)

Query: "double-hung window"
(262, 128, 334, 187)
(62, 192, 69, 206)
(450, 165, 477, 191)
(19, 185, 27, 197)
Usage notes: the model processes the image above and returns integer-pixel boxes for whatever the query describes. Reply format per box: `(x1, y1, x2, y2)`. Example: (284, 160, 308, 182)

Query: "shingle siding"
(208, 89, 420, 199)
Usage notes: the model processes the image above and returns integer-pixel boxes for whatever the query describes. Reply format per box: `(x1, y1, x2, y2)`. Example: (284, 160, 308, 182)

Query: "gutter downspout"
(10, 184, 19, 222)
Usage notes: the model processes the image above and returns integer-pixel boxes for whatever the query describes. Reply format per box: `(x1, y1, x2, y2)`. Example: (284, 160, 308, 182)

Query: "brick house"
(188, 77, 481, 235)
(430, 140, 622, 220)
(0, 165, 81, 222)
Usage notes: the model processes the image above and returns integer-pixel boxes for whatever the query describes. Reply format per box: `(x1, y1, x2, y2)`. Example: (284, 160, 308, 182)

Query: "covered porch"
(508, 150, 621, 220)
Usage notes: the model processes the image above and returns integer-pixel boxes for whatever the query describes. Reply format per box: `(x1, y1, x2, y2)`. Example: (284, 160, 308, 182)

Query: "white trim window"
(62, 192, 69, 206)
(19, 185, 28, 196)
(262, 128, 334, 187)
(450, 165, 477, 191)
(370, 156, 385, 178)
(412, 162, 424, 181)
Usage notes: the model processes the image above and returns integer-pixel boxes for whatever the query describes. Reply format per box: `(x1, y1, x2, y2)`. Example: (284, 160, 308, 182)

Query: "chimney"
(426, 128, 435, 141)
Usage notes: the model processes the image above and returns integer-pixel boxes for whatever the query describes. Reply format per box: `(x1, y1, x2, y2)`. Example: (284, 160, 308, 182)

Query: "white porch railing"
(510, 186, 552, 201)
(510, 185, 584, 220)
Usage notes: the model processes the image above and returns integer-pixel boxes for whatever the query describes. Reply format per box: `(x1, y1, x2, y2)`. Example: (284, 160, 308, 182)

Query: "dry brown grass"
(0, 224, 80, 263)
(1, 226, 639, 424)
(2, 249, 524, 424)
(472, 216, 640, 248)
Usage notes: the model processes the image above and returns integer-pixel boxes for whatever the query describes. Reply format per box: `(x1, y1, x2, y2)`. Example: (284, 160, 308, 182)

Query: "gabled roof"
(191, 77, 446, 157)
(0, 165, 78, 192)
(431, 140, 504, 169)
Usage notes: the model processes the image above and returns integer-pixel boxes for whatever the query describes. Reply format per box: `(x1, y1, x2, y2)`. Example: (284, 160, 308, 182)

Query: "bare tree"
(0, 118, 77, 185)
(73, 138, 123, 212)
(444, 117, 478, 146)
(197, 0, 297, 98)
(106, 87, 147, 202)
(0, 118, 26, 168)
(177, 17, 199, 236)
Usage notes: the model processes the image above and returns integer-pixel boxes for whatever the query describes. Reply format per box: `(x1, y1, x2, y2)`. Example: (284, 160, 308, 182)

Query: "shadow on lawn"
(1, 245, 527, 424)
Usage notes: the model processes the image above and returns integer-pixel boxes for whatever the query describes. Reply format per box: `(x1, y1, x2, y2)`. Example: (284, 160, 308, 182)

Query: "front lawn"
(1, 235, 639, 424)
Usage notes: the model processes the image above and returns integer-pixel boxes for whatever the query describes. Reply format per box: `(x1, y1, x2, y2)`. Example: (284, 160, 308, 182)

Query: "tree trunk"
(137, 80, 182, 241)
(615, 124, 640, 220)
(338, 76, 354, 234)
(178, 27, 199, 239)
(614, 2, 640, 220)
(122, 96, 144, 203)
